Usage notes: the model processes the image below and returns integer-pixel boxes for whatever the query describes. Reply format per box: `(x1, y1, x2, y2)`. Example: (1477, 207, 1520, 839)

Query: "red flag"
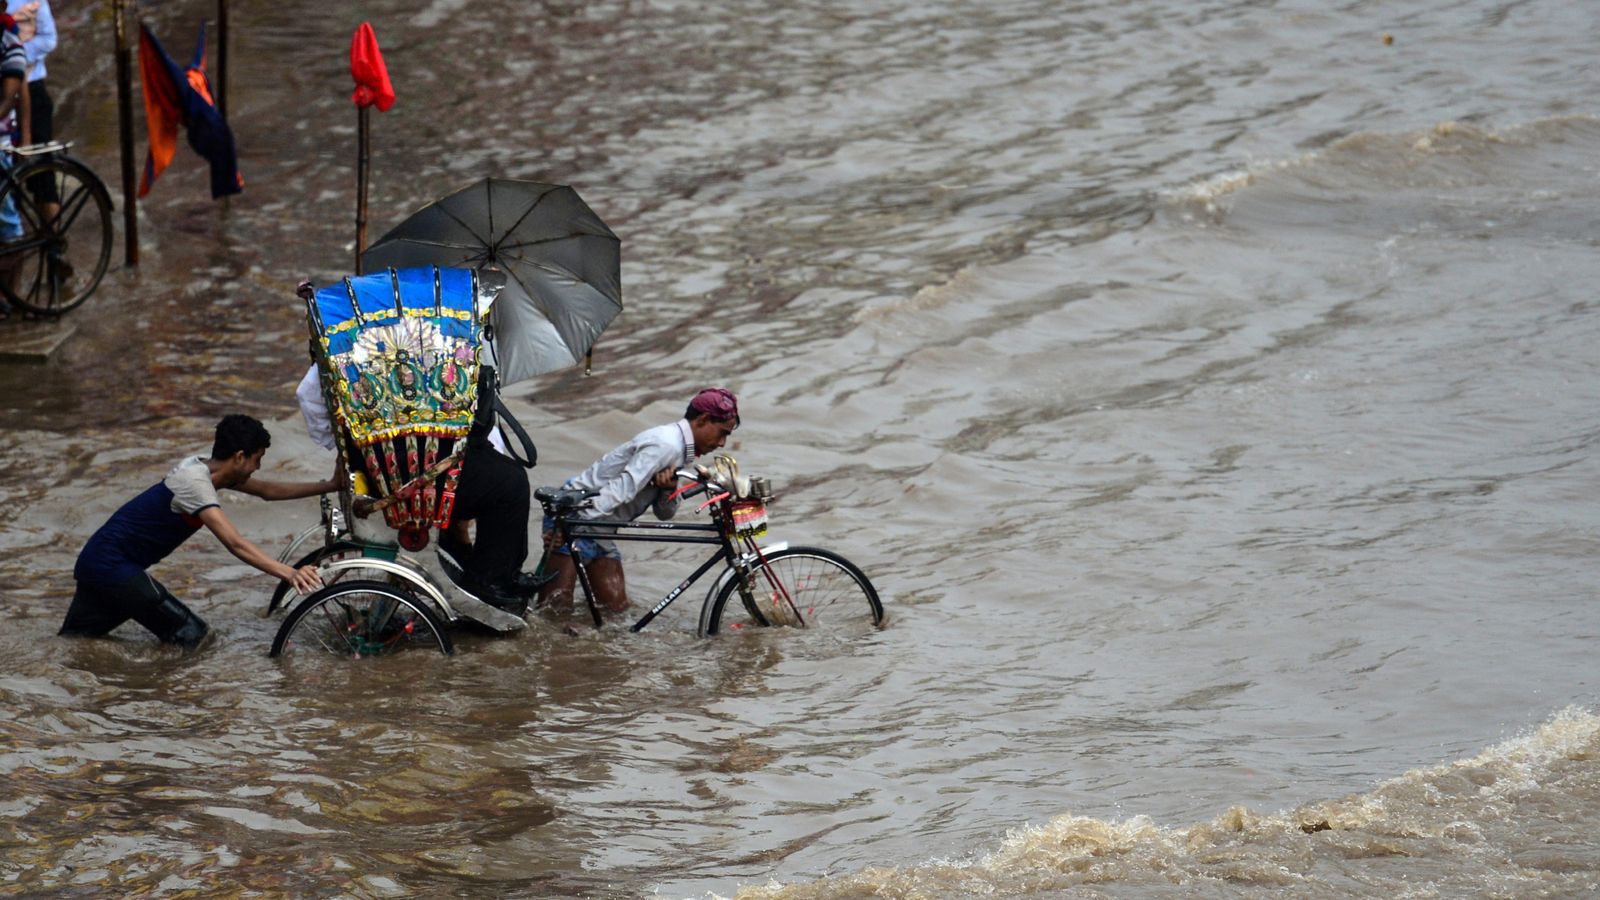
(350, 23, 394, 111)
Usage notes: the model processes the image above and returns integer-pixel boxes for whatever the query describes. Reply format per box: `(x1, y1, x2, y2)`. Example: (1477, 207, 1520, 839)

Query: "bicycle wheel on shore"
(1, 155, 113, 316)
(271, 580, 453, 658)
(698, 545, 883, 637)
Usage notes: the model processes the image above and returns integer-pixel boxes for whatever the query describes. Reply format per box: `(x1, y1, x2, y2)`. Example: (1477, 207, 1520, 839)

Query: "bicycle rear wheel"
(698, 545, 883, 636)
(271, 580, 453, 657)
(1, 156, 113, 316)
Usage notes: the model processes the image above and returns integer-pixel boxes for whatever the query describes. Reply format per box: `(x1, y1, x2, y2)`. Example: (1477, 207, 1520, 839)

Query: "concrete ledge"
(0, 320, 76, 362)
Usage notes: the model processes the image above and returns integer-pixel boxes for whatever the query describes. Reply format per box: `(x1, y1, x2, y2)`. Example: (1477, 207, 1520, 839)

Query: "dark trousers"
(60, 573, 208, 649)
(449, 440, 530, 587)
(26, 80, 57, 205)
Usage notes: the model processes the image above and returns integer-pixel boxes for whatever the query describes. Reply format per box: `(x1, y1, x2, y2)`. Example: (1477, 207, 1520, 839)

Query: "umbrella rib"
(435, 202, 495, 249)
(499, 187, 559, 240)
(495, 233, 618, 253)
(501, 256, 617, 295)
(383, 237, 492, 253)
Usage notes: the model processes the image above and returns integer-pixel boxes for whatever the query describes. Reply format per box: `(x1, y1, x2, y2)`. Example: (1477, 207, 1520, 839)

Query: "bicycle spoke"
(272, 581, 453, 657)
(314, 598, 362, 655)
(54, 183, 91, 233)
(701, 546, 881, 636)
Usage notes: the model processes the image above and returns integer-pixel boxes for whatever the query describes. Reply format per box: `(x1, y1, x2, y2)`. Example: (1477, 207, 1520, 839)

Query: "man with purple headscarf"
(538, 388, 740, 614)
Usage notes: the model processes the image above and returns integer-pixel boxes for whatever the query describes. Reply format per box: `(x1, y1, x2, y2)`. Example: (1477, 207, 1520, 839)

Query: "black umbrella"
(361, 178, 621, 386)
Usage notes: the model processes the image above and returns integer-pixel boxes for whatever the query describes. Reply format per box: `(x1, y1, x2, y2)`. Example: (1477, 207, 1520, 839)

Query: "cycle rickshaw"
(267, 264, 884, 658)
(266, 265, 530, 656)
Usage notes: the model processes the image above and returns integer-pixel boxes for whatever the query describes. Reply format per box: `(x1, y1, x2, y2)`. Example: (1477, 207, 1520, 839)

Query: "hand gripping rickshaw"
(265, 265, 533, 657)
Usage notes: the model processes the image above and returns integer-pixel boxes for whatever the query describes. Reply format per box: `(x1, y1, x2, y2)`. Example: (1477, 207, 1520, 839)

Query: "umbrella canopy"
(361, 178, 621, 387)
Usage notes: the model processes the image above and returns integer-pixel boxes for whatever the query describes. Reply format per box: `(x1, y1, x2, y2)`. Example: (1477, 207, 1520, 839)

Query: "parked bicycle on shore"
(0, 140, 112, 318)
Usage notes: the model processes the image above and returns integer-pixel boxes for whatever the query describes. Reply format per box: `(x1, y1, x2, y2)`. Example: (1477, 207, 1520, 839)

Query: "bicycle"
(536, 456, 884, 637)
(0, 141, 113, 317)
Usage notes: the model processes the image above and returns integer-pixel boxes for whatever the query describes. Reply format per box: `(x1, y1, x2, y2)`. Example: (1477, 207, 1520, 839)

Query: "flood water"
(4, 0, 1600, 896)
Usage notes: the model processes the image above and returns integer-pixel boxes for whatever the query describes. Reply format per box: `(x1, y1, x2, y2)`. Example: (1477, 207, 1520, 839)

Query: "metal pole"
(112, 0, 138, 267)
(355, 105, 369, 274)
(216, 0, 228, 121)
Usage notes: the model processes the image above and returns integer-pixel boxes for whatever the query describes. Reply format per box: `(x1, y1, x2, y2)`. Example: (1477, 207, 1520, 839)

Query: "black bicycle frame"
(553, 513, 747, 631)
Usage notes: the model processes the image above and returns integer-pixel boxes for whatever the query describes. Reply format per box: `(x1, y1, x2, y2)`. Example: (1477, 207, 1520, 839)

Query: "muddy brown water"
(4, 1, 1600, 896)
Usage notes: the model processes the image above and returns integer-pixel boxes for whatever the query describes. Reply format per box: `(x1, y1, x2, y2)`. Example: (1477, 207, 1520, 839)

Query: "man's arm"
(197, 505, 322, 594)
(649, 467, 680, 520)
(23, 1, 53, 64)
(232, 473, 340, 502)
(0, 72, 22, 124)
(590, 442, 680, 518)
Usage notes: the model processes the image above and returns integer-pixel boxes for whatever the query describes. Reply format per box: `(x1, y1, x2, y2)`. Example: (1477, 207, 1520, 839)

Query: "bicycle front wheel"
(2, 156, 113, 316)
(698, 546, 883, 637)
(271, 580, 453, 658)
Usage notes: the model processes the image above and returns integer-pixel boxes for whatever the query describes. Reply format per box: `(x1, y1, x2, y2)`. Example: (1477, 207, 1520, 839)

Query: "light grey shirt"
(165, 455, 221, 516)
(568, 420, 695, 522)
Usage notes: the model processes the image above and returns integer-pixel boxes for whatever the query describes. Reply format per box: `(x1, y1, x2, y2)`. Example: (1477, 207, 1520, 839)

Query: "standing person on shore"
(538, 388, 740, 615)
(60, 415, 338, 649)
(0, 7, 30, 318)
(7, 1, 54, 217)
(6, 2, 49, 133)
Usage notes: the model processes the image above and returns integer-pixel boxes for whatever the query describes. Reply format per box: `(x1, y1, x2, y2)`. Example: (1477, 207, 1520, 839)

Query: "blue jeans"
(0, 150, 22, 241)
(542, 513, 622, 561)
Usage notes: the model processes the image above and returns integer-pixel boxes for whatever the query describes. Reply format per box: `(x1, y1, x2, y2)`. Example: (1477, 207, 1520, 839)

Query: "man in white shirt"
(539, 387, 740, 614)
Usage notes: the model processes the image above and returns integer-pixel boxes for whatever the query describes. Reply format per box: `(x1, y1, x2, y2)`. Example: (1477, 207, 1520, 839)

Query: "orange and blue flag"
(138, 22, 242, 199)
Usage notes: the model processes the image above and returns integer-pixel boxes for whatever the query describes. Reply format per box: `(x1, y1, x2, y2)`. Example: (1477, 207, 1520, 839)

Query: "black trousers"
(60, 572, 208, 649)
(26, 80, 57, 205)
(449, 440, 530, 586)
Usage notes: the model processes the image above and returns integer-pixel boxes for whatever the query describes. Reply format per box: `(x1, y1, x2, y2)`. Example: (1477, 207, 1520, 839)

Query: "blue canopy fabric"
(307, 266, 492, 448)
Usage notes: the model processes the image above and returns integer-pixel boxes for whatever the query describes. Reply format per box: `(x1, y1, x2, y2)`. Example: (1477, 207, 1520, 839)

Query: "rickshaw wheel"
(271, 580, 453, 657)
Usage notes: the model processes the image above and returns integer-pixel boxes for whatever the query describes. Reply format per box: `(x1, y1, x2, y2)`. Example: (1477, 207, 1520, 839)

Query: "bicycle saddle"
(535, 486, 599, 511)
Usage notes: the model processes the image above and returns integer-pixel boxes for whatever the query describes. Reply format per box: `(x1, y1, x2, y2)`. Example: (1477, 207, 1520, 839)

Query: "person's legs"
(59, 580, 134, 637)
(586, 558, 629, 613)
(537, 549, 579, 612)
(449, 442, 529, 589)
(536, 533, 626, 614)
(25, 81, 58, 222)
(0, 150, 23, 314)
(60, 574, 209, 649)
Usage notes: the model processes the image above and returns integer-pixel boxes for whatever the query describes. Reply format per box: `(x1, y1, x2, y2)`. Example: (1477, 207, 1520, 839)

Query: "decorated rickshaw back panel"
(306, 266, 491, 541)
(309, 266, 485, 448)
